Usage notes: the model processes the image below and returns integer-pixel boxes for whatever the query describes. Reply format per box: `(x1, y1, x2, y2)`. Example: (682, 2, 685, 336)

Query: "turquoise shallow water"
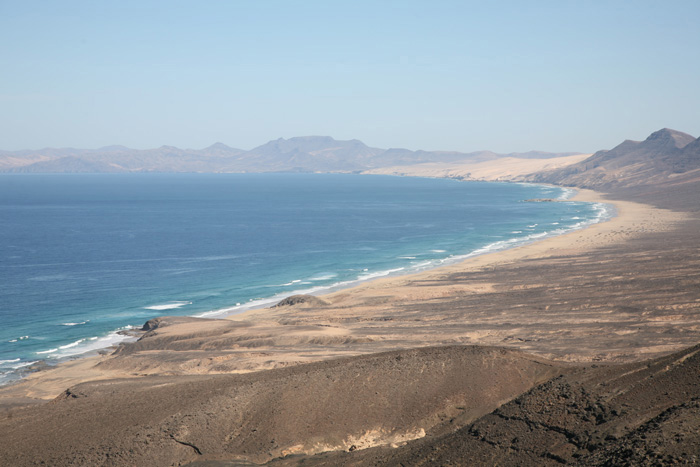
(0, 173, 611, 385)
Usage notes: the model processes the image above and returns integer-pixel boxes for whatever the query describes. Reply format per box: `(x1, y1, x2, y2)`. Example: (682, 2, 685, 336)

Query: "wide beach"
(1, 182, 693, 405)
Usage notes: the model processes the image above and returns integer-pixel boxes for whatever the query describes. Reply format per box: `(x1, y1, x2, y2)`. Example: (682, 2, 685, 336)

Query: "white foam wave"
(431, 249, 446, 253)
(164, 268, 200, 275)
(44, 328, 137, 360)
(178, 254, 240, 264)
(8, 335, 29, 343)
(59, 338, 86, 350)
(144, 301, 192, 311)
(0, 359, 20, 365)
(36, 348, 58, 355)
(309, 273, 338, 281)
(53, 334, 129, 358)
(61, 320, 89, 326)
(557, 187, 576, 200)
(358, 267, 405, 281)
(11, 361, 37, 369)
(28, 274, 71, 282)
(281, 280, 302, 286)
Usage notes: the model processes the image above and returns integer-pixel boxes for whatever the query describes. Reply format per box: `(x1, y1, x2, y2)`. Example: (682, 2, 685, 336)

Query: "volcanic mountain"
(524, 128, 700, 189)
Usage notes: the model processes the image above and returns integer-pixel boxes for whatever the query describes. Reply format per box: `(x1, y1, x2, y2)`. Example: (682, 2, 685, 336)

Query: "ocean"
(0, 173, 611, 385)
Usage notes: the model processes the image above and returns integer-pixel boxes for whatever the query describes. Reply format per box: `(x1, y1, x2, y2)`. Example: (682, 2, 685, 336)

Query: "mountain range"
(0, 137, 580, 174)
(3, 128, 699, 197)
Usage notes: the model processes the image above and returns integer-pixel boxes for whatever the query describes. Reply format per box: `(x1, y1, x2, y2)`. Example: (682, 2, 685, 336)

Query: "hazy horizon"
(2, 1, 699, 153)
(0, 134, 591, 154)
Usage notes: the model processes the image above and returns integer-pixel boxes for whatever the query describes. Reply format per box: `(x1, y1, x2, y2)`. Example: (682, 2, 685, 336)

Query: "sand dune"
(363, 153, 591, 181)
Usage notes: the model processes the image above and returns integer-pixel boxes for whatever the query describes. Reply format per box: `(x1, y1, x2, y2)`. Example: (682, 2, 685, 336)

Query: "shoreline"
(0, 180, 605, 371)
(199, 181, 608, 320)
(227, 185, 680, 322)
(0, 183, 689, 404)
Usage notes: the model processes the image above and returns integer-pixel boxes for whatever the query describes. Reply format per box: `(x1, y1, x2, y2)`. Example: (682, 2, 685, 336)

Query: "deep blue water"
(0, 173, 610, 385)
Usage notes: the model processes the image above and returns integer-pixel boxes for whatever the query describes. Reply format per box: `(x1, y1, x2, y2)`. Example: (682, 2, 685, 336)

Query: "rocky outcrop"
(273, 294, 330, 308)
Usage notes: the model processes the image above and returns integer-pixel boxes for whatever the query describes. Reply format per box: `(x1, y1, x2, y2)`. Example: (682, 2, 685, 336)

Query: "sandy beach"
(0, 183, 692, 405)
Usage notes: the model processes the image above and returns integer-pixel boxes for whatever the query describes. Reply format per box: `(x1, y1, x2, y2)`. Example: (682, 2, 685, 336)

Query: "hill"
(3, 340, 699, 466)
(0, 137, 581, 173)
(523, 128, 700, 189)
(0, 345, 563, 466)
(276, 342, 700, 466)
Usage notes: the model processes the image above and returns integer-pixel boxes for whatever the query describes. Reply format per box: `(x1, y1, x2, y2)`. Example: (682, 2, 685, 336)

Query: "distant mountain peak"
(253, 136, 369, 154)
(287, 136, 337, 143)
(206, 142, 232, 150)
(644, 128, 695, 149)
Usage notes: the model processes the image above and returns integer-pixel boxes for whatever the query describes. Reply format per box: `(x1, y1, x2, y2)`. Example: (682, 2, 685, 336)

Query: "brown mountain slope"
(261, 343, 700, 466)
(0, 346, 563, 467)
(524, 128, 700, 189)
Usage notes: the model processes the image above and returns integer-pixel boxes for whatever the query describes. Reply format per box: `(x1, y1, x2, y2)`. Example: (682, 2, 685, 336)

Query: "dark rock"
(273, 295, 330, 308)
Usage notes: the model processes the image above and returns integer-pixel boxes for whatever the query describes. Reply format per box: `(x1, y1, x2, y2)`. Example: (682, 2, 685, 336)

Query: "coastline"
(0, 180, 602, 372)
(0, 183, 689, 404)
(0, 175, 592, 368)
(218, 186, 680, 321)
(188, 179, 600, 320)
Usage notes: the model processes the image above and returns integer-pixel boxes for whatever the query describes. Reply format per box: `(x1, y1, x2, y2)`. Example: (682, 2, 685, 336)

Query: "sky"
(1, 0, 699, 153)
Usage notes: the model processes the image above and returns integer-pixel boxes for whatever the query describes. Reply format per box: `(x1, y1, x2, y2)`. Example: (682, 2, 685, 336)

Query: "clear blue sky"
(1, 0, 698, 153)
